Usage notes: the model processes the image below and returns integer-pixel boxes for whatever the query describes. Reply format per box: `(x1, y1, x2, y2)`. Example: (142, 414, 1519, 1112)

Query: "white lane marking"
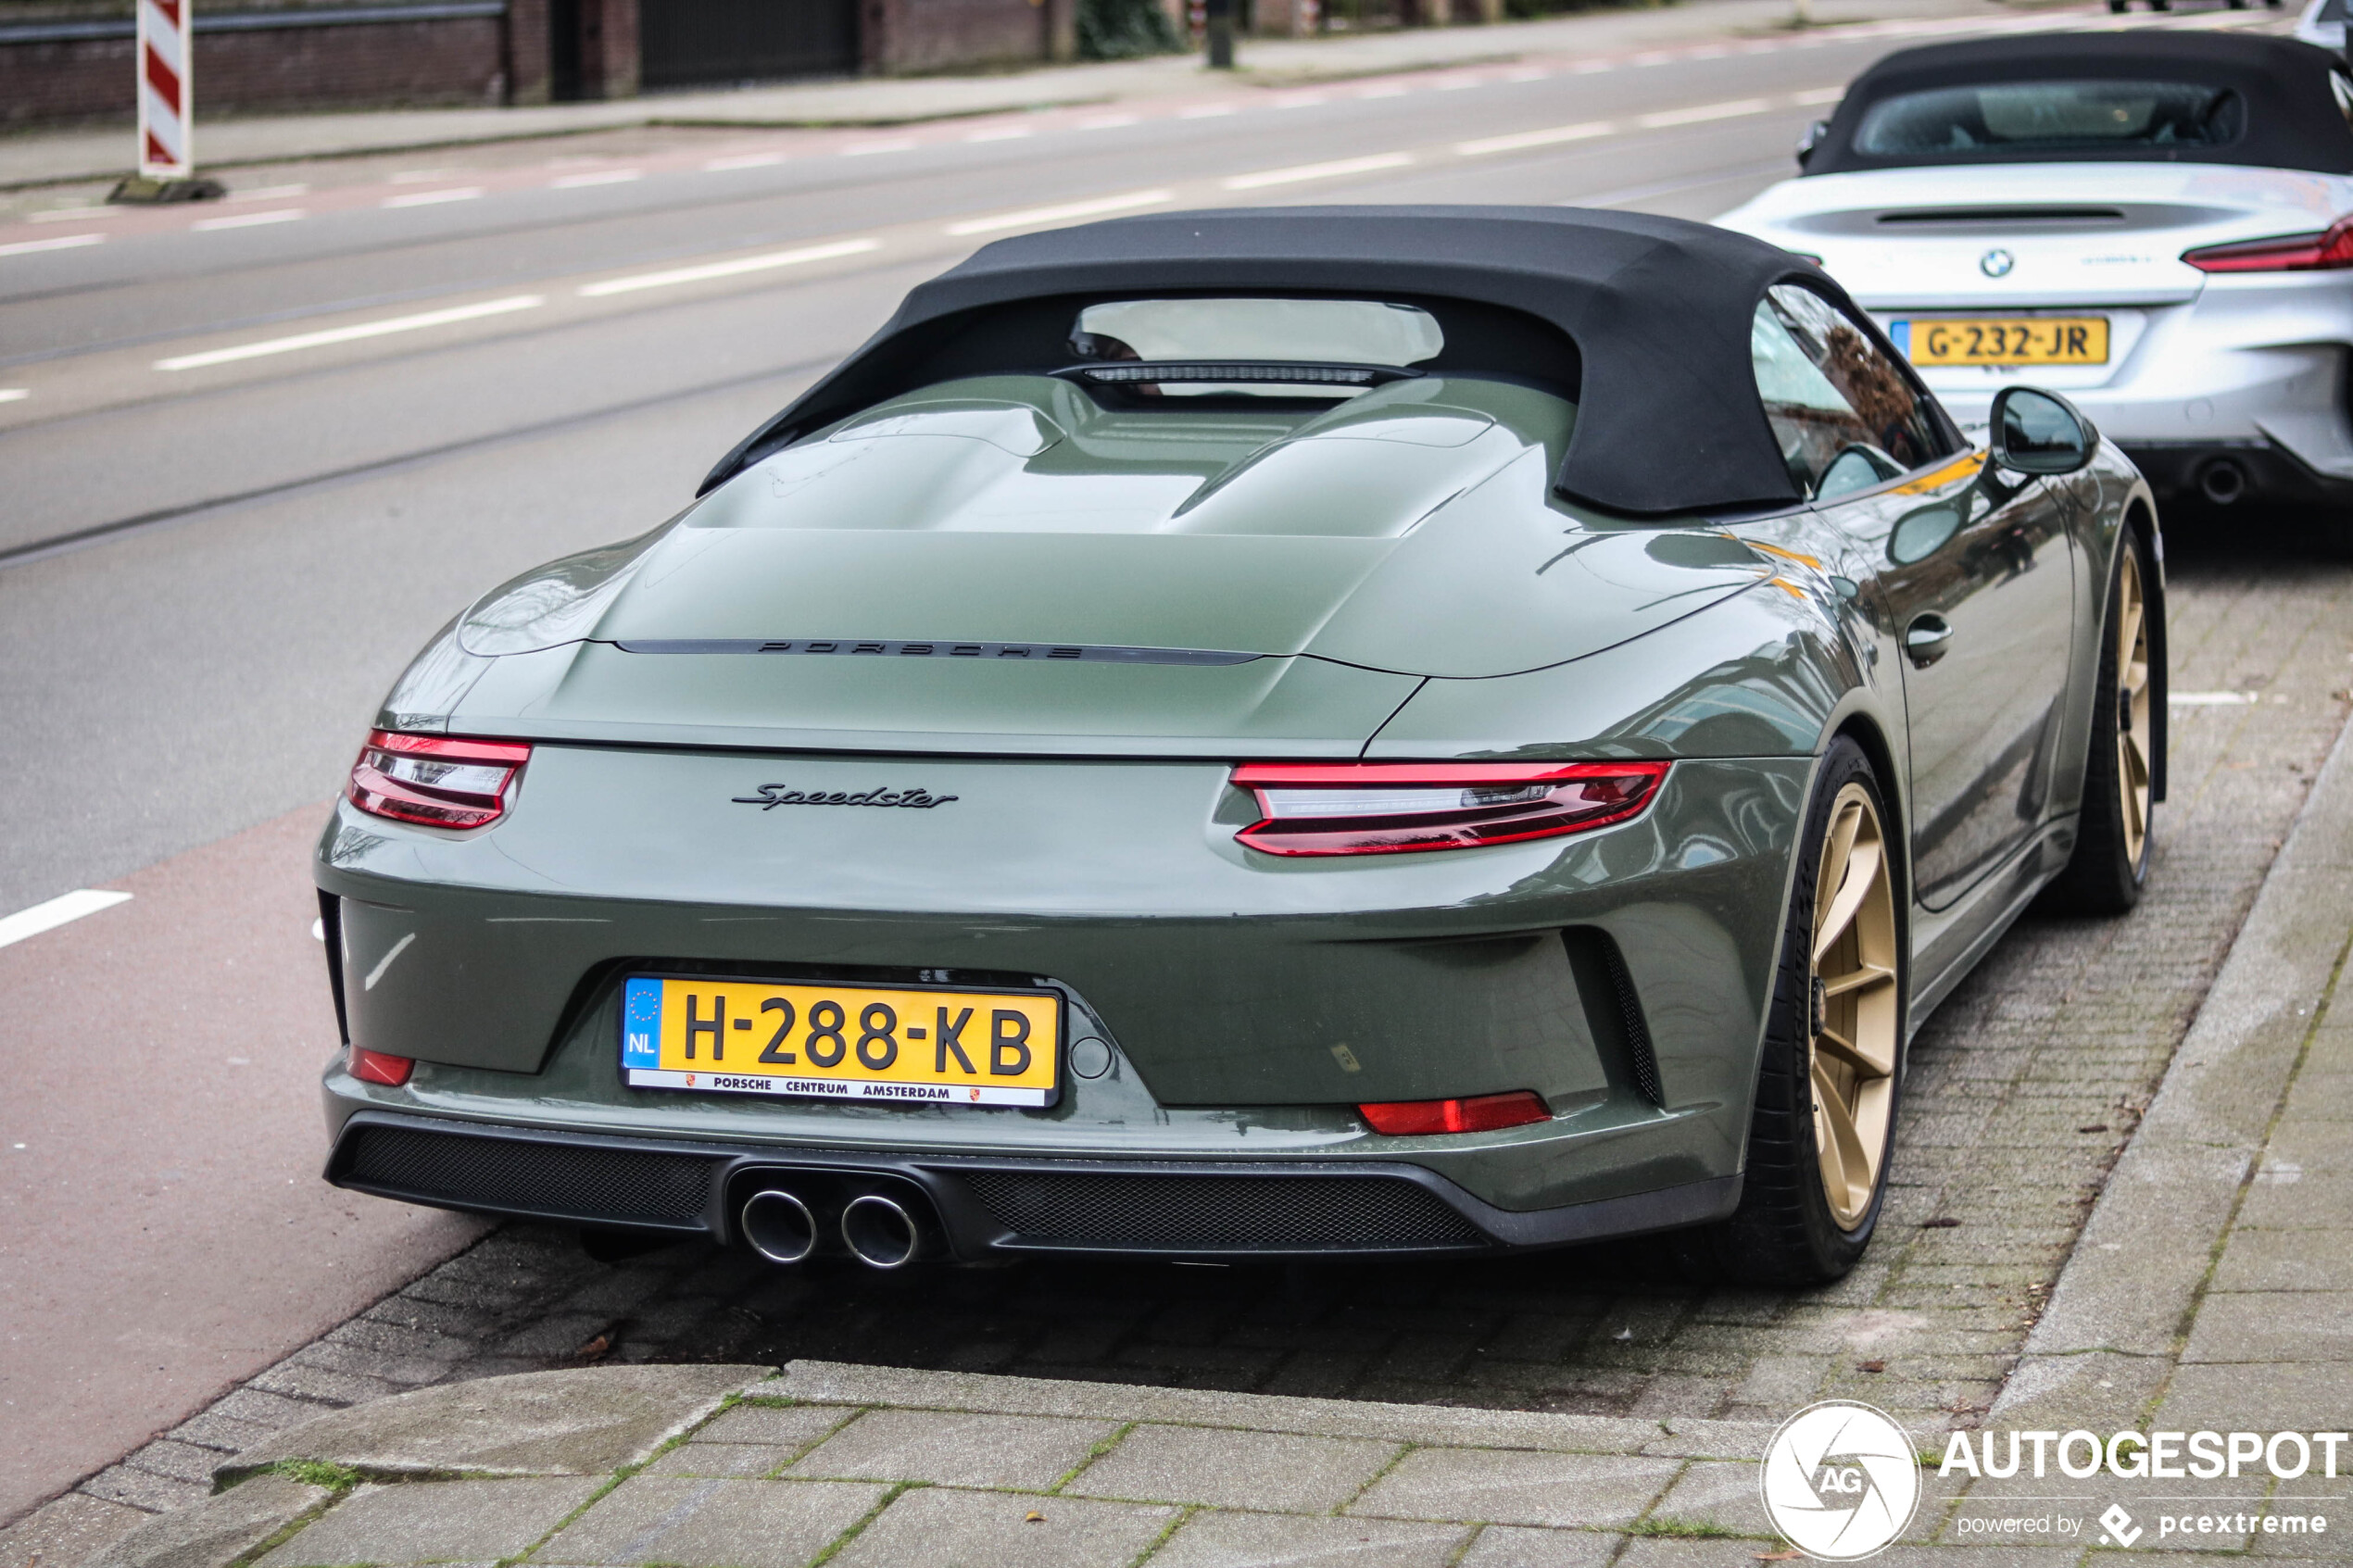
(578, 237, 882, 296)
(1274, 94, 1327, 109)
(1225, 152, 1414, 190)
(964, 125, 1034, 143)
(1570, 58, 1610, 73)
(362, 931, 415, 990)
(705, 151, 788, 170)
(945, 188, 1173, 236)
(155, 294, 545, 371)
(1629, 50, 1672, 64)
(1356, 84, 1408, 99)
(383, 186, 484, 207)
(1458, 120, 1613, 157)
(30, 206, 121, 222)
(1079, 114, 1140, 129)
(389, 168, 460, 182)
(230, 183, 309, 201)
(193, 207, 306, 231)
(1639, 97, 1773, 128)
(1504, 66, 1549, 82)
(842, 139, 919, 156)
(1793, 86, 1845, 106)
(1179, 102, 1239, 118)
(552, 169, 642, 187)
(0, 889, 132, 951)
(0, 388, 28, 402)
(1435, 76, 1480, 91)
(2171, 690, 2260, 705)
(0, 232, 105, 257)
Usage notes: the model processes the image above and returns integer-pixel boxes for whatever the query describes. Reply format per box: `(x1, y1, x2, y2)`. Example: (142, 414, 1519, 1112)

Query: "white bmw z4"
(1718, 32, 2353, 521)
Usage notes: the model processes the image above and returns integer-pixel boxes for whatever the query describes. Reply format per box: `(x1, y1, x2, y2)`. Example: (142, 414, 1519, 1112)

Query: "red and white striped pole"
(135, 0, 193, 182)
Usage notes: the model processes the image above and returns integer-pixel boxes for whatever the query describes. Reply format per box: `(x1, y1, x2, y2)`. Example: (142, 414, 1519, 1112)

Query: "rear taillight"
(1360, 1091, 1551, 1135)
(346, 730, 530, 830)
(2183, 217, 2353, 273)
(348, 1047, 414, 1086)
(1232, 760, 1669, 857)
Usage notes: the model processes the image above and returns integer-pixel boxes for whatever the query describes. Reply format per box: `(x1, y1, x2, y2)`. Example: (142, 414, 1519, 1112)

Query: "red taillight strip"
(2183, 217, 2353, 274)
(346, 729, 531, 831)
(1360, 1091, 1551, 1135)
(1233, 759, 1670, 858)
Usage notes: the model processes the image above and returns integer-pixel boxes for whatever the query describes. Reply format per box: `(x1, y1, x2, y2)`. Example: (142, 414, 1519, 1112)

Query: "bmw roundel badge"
(1980, 248, 2016, 278)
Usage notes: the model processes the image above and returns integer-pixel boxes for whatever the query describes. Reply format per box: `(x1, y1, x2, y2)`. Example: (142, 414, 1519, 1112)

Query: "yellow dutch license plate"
(1897, 316, 2108, 367)
(620, 976, 1062, 1107)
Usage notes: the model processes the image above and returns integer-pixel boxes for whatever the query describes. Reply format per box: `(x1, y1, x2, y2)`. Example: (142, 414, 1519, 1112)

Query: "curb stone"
(1992, 700, 2353, 1431)
(213, 1365, 774, 1485)
(82, 1477, 329, 1568)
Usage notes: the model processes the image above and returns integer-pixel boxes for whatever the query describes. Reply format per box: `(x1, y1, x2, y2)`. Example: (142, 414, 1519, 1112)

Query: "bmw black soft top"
(700, 207, 1869, 518)
(1803, 33, 2353, 179)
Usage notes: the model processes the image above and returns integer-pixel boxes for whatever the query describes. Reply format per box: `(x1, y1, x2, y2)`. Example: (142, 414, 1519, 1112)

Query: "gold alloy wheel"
(1809, 783, 1900, 1231)
(2115, 546, 2154, 868)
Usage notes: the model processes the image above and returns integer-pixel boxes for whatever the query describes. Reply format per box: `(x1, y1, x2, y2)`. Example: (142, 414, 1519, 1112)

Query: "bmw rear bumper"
(325, 1108, 1742, 1261)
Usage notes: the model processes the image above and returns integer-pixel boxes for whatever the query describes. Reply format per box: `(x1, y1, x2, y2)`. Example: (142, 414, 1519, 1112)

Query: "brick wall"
(0, 8, 518, 128)
(863, 0, 1045, 73)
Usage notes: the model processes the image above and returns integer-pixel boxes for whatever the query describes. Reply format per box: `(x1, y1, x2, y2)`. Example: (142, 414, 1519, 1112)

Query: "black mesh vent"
(340, 1125, 715, 1228)
(957, 1169, 1484, 1251)
(1598, 937, 1665, 1107)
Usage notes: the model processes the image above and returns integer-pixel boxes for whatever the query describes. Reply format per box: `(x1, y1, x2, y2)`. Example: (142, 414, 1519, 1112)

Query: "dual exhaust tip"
(740, 1186, 937, 1269)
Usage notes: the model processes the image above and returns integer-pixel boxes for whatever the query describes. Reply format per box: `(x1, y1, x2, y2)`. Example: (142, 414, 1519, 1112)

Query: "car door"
(1847, 462, 2076, 907)
(1751, 285, 2076, 910)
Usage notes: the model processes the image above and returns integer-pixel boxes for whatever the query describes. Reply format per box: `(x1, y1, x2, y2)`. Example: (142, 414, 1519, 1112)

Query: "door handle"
(1905, 614, 1954, 668)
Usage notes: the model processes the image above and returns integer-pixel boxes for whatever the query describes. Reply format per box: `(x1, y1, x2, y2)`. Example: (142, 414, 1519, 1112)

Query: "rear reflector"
(2183, 217, 2353, 273)
(1233, 760, 1669, 856)
(349, 1047, 414, 1086)
(346, 730, 531, 830)
(1360, 1091, 1551, 1135)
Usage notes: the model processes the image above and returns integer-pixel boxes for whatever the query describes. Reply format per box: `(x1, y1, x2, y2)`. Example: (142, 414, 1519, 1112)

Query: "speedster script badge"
(732, 784, 959, 810)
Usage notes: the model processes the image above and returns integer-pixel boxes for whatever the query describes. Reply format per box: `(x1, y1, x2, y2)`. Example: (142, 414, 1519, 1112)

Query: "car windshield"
(1855, 79, 2245, 158)
(1070, 299, 1444, 397)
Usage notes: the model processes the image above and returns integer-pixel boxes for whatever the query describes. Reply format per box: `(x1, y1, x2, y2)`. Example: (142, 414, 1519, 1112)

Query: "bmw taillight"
(346, 730, 531, 830)
(1360, 1091, 1551, 1135)
(1232, 761, 1669, 857)
(2183, 217, 2353, 273)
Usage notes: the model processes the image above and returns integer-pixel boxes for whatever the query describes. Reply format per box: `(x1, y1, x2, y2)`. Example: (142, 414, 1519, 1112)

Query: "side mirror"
(1989, 386, 2096, 476)
(1795, 119, 1831, 168)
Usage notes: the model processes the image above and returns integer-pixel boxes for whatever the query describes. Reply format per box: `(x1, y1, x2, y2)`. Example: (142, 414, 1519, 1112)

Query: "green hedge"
(1078, 0, 1184, 58)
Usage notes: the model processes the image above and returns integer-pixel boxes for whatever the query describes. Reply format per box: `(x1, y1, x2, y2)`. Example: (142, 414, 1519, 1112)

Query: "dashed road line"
(153, 294, 546, 371)
(1457, 119, 1612, 157)
(842, 139, 919, 156)
(28, 207, 120, 223)
(577, 237, 882, 296)
(1225, 152, 1416, 190)
(0, 388, 27, 402)
(1638, 97, 1773, 128)
(1, 232, 105, 257)
(192, 208, 307, 231)
(946, 189, 1175, 236)
(705, 152, 788, 170)
(551, 169, 643, 188)
(0, 890, 132, 951)
(382, 186, 484, 207)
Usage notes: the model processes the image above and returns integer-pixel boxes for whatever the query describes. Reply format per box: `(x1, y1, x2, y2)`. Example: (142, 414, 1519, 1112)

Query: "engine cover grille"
(338, 1124, 715, 1229)
(957, 1168, 1485, 1252)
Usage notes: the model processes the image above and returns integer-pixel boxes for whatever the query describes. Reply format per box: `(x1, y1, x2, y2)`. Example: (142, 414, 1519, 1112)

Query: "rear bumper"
(326, 1109, 1742, 1261)
(2117, 438, 2353, 508)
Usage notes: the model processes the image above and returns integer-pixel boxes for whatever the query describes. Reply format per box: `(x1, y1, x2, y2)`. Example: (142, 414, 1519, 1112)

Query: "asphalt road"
(0, 0, 2305, 1528)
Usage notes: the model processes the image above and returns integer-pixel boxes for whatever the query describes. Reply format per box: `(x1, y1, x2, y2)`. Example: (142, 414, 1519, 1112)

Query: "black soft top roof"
(700, 207, 1854, 518)
(1805, 33, 2353, 177)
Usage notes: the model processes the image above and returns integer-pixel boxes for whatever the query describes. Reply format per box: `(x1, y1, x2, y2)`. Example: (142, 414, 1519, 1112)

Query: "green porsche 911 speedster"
(315, 207, 2162, 1285)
